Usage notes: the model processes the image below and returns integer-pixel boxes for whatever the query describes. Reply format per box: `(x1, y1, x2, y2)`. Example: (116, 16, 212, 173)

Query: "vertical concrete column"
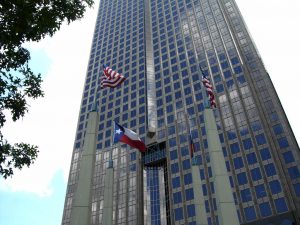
(70, 110, 99, 225)
(144, 0, 157, 137)
(191, 158, 208, 225)
(102, 159, 114, 225)
(204, 108, 240, 225)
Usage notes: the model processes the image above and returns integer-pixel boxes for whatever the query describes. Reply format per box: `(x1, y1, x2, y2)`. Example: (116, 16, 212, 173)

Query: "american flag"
(101, 64, 126, 88)
(189, 131, 195, 158)
(201, 68, 217, 108)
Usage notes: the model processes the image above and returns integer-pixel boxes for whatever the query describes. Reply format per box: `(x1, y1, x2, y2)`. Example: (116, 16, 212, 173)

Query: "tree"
(0, 0, 94, 178)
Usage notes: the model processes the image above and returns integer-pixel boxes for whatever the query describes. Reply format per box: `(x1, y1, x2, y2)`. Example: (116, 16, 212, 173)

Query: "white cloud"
(0, 2, 99, 197)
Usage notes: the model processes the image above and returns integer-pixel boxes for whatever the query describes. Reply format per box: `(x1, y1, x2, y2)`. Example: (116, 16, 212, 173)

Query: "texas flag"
(113, 121, 146, 152)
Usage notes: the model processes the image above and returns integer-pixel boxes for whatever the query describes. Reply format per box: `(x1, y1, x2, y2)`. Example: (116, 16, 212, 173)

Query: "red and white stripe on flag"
(202, 76, 217, 108)
(101, 65, 126, 88)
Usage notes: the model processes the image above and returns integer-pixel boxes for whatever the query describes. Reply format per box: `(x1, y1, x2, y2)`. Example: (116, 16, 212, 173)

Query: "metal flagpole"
(102, 122, 115, 225)
(186, 115, 208, 225)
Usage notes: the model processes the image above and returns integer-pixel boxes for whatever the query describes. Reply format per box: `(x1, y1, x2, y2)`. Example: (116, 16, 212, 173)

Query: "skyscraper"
(62, 0, 300, 224)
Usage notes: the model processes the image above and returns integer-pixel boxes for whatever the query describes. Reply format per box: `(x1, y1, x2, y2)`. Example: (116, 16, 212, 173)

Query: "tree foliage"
(0, 0, 94, 178)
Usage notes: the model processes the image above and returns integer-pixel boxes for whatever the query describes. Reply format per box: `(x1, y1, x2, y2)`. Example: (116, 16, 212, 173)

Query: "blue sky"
(0, 0, 299, 224)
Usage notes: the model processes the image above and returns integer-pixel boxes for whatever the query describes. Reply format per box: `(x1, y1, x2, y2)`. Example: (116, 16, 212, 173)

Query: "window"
(241, 188, 252, 202)
(259, 202, 272, 217)
(234, 157, 244, 169)
(255, 184, 266, 198)
(260, 148, 271, 160)
(171, 163, 179, 174)
(274, 198, 288, 213)
(269, 180, 282, 194)
(237, 172, 248, 185)
(230, 143, 240, 154)
(255, 134, 266, 145)
(264, 163, 277, 177)
(172, 177, 181, 188)
(278, 137, 289, 148)
(243, 138, 253, 150)
(170, 150, 178, 160)
(174, 207, 183, 221)
(187, 204, 196, 217)
(293, 183, 300, 197)
(244, 206, 256, 221)
(185, 188, 194, 201)
(288, 166, 300, 179)
(182, 159, 191, 170)
(251, 168, 262, 181)
(184, 173, 193, 185)
(173, 192, 182, 204)
(246, 152, 257, 165)
(283, 151, 295, 164)
(273, 124, 283, 135)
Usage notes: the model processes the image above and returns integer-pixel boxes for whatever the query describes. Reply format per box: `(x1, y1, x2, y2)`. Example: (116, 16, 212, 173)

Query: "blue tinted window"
(211, 65, 219, 73)
(231, 57, 239, 65)
(265, 163, 277, 177)
(171, 163, 179, 174)
(274, 198, 288, 213)
(283, 151, 295, 164)
(173, 192, 182, 204)
(273, 124, 283, 135)
(293, 183, 300, 197)
(260, 148, 271, 160)
(255, 134, 266, 145)
(244, 206, 256, 221)
(237, 75, 246, 84)
(170, 150, 178, 160)
(255, 184, 266, 198)
(246, 152, 257, 165)
(278, 137, 289, 148)
(169, 138, 176, 147)
(216, 84, 224, 93)
(227, 131, 237, 140)
(230, 143, 240, 154)
(241, 188, 252, 202)
(243, 138, 253, 150)
(259, 202, 272, 217)
(221, 61, 229, 69)
(172, 177, 181, 188)
(202, 184, 208, 196)
(234, 66, 242, 74)
(251, 168, 262, 181)
(185, 188, 194, 201)
(288, 166, 300, 179)
(269, 180, 282, 194)
(237, 172, 248, 185)
(130, 152, 136, 161)
(187, 204, 196, 217)
(224, 70, 232, 78)
(184, 173, 193, 185)
(234, 157, 244, 169)
(182, 159, 191, 170)
(174, 207, 184, 221)
(181, 146, 189, 156)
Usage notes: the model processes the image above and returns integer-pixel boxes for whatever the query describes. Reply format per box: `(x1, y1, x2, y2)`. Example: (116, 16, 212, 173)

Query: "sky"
(0, 0, 299, 224)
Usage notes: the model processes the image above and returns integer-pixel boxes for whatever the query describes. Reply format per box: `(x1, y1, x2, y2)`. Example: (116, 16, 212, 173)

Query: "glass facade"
(62, 0, 300, 225)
